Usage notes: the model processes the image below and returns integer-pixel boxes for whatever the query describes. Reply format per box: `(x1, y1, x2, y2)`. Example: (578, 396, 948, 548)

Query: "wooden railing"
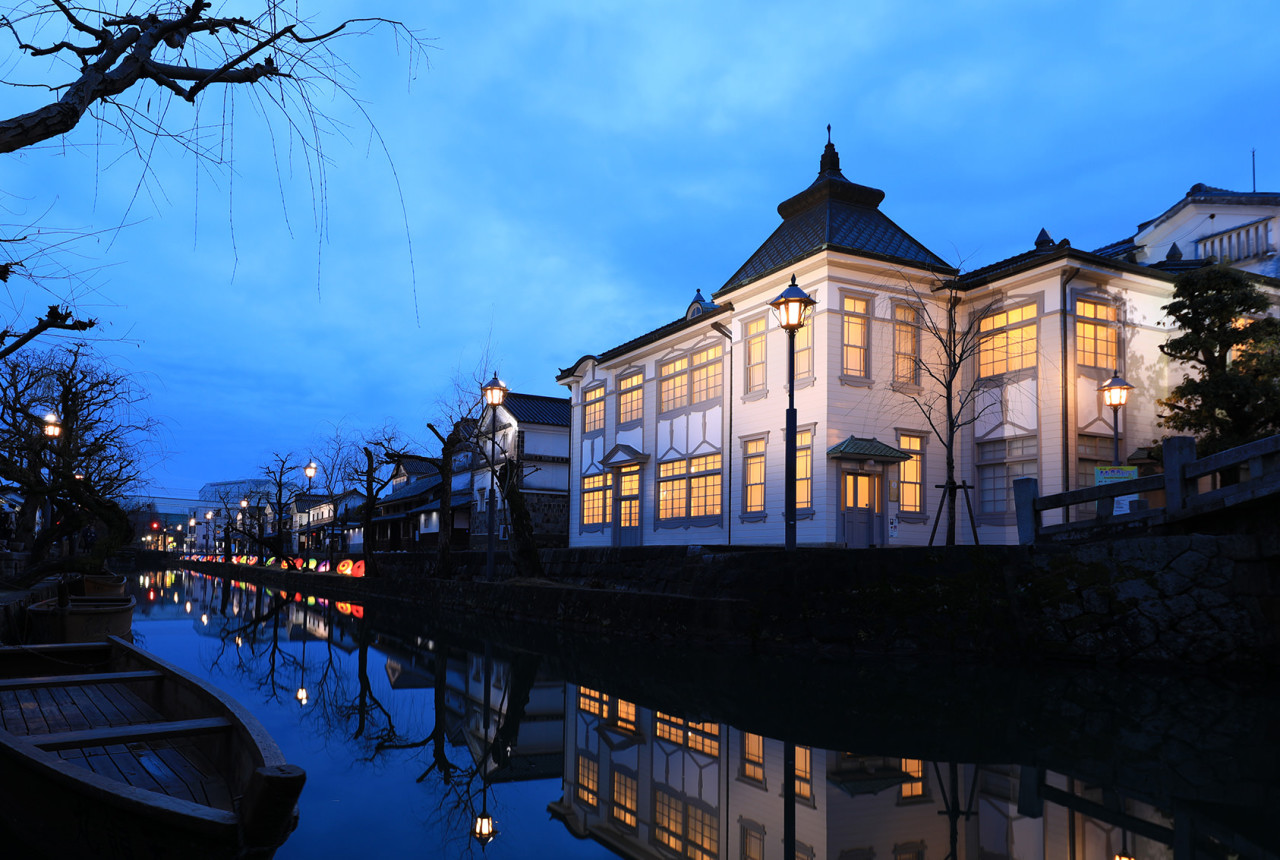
(1013, 434, 1280, 544)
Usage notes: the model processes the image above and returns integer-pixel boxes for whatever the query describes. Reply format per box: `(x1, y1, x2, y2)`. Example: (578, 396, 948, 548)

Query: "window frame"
(896, 432, 927, 522)
(617, 370, 645, 426)
(582, 383, 606, 434)
(740, 732, 767, 788)
(1074, 296, 1119, 370)
(580, 471, 613, 532)
(744, 316, 768, 397)
(741, 435, 768, 522)
(795, 427, 815, 518)
(892, 302, 921, 388)
(656, 453, 723, 528)
(976, 435, 1039, 524)
(840, 291, 873, 385)
(611, 769, 639, 829)
(977, 300, 1038, 379)
(576, 753, 599, 809)
(659, 343, 724, 415)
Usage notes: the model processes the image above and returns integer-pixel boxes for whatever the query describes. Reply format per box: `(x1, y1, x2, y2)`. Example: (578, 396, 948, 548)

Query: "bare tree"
(306, 426, 361, 566)
(901, 278, 998, 546)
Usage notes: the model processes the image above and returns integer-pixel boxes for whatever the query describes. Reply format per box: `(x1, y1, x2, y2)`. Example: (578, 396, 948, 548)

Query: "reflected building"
(551, 686, 1183, 860)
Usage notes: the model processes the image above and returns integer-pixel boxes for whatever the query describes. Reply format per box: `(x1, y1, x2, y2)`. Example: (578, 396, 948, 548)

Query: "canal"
(102, 570, 1280, 858)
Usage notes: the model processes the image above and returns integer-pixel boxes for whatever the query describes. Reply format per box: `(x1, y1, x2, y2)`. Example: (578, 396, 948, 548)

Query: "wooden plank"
(79, 683, 131, 727)
(135, 745, 202, 803)
(94, 681, 162, 724)
(107, 745, 167, 794)
(32, 717, 232, 751)
(46, 685, 91, 732)
(0, 689, 22, 732)
(154, 742, 234, 811)
(0, 670, 163, 692)
(33, 687, 71, 734)
(64, 683, 115, 730)
(15, 689, 49, 735)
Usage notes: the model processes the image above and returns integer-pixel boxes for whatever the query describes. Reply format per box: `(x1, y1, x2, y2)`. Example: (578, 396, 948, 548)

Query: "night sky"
(4, 0, 1277, 497)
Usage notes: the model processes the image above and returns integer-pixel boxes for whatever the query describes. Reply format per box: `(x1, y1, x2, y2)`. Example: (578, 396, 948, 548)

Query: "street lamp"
(301, 461, 317, 555)
(471, 792, 497, 848)
(1099, 369, 1134, 467)
(482, 374, 508, 580)
(769, 275, 817, 551)
(42, 412, 61, 438)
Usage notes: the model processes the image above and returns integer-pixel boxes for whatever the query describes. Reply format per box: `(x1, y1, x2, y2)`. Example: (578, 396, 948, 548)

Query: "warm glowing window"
(583, 385, 605, 433)
(742, 733, 765, 782)
(843, 295, 870, 377)
(655, 712, 720, 757)
(658, 454, 722, 520)
(794, 312, 813, 378)
(655, 788, 684, 852)
(581, 473, 613, 526)
(894, 305, 920, 385)
(978, 436, 1038, 514)
(618, 465, 641, 528)
(796, 430, 813, 510)
(979, 302, 1037, 377)
(612, 771, 638, 828)
(661, 357, 690, 412)
(743, 438, 766, 513)
(898, 434, 924, 514)
(578, 687, 608, 718)
(618, 372, 644, 424)
(686, 804, 719, 860)
(742, 827, 765, 860)
(576, 755, 598, 807)
(1075, 299, 1117, 368)
(656, 712, 684, 744)
(614, 699, 637, 732)
(692, 345, 723, 404)
(900, 758, 925, 799)
(794, 745, 812, 800)
(745, 318, 767, 393)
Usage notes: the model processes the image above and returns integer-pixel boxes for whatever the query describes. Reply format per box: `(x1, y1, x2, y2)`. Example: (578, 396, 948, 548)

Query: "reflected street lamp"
(482, 374, 508, 580)
(769, 275, 817, 551)
(1099, 370, 1134, 467)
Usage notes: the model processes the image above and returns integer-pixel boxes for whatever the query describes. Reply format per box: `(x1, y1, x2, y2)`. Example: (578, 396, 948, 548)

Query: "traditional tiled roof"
(397, 456, 437, 477)
(826, 436, 910, 462)
(557, 302, 733, 382)
(378, 474, 441, 506)
(716, 137, 954, 296)
(503, 392, 570, 427)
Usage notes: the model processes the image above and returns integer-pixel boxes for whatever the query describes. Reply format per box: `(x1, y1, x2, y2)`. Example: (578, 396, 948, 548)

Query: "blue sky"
(3, 0, 1278, 497)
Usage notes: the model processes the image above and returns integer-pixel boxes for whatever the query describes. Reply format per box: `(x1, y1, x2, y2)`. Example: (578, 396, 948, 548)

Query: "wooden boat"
(25, 594, 136, 643)
(0, 636, 305, 859)
(79, 571, 129, 596)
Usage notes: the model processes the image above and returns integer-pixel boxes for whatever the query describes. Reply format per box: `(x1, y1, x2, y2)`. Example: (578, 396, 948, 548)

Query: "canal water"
(117, 570, 1278, 859)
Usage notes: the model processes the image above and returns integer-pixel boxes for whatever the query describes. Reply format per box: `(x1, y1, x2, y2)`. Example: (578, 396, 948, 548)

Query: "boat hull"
(25, 595, 135, 643)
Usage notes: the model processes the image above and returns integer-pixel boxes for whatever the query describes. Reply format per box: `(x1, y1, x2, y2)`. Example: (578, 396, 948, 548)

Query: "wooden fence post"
(1163, 436, 1197, 513)
(1013, 477, 1039, 545)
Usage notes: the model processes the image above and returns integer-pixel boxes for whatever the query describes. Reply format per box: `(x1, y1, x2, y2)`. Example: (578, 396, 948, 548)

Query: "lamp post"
(205, 510, 213, 553)
(301, 461, 317, 555)
(769, 275, 817, 551)
(1099, 370, 1134, 467)
(481, 374, 508, 580)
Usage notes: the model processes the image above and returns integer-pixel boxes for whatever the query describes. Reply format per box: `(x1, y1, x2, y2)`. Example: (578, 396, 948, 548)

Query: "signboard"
(1095, 465, 1139, 514)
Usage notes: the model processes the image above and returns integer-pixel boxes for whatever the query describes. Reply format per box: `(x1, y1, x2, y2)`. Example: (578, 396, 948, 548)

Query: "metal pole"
(784, 327, 797, 551)
(487, 406, 497, 579)
(1111, 405, 1121, 466)
(783, 742, 796, 858)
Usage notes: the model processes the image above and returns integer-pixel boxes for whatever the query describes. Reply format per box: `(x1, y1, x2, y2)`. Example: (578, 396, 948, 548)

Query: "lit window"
(843, 295, 870, 377)
(660, 357, 690, 412)
(658, 455, 722, 521)
(1075, 299, 1118, 368)
(618, 372, 644, 424)
(581, 473, 613, 526)
(686, 804, 719, 860)
(742, 826, 765, 860)
(618, 465, 641, 528)
(583, 385, 605, 433)
(794, 312, 813, 378)
(691, 345, 723, 404)
(796, 430, 813, 510)
(898, 434, 925, 514)
(894, 305, 920, 385)
(655, 788, 684, 852)
(979, 302, 1037, 377)
(745, 318, 767, 393)
(978, 437, 1038, 514)
(900, 758, 925, 799)
(655, 712, 720, 757)
(661, 346, 723, 412)
(743, 439, 766, 514)
(742, 733, 765, 782)
(578, 687, 608, 718)
(613, 699, 637, 733)
(794, 745, 812, 800)
(612, 771, 637, 828)
(576, 755, 598, 808)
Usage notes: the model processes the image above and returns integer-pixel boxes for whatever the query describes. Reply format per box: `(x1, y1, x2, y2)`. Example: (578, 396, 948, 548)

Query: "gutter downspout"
(1060, 267, 1079, 523)
(712, 321, 734, 546)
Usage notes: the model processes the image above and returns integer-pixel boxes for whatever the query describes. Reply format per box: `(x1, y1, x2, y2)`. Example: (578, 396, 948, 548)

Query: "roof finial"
(827, 124, 832, 145)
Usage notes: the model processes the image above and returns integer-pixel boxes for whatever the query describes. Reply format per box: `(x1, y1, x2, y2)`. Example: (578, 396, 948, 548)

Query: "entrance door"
(842, 472, 881, 548)
(616, 465, 642, 547)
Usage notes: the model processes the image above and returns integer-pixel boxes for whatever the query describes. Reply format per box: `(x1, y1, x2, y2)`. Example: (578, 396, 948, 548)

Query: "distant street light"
(42, 412, 61, 438)
(1099, 370, 1134, 467)
(482, 374, 508, 580)
(769, 275, 817, 551)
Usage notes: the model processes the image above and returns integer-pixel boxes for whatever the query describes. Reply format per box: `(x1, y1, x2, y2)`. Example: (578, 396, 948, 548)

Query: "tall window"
(581, 473, 613, 526)
(1075, 299, 1118, 368)
(979, 302, 1037, 377)
(578, 686, 608, 717)
(619, 465, 641, 528)
(743, 439, 766, 514)
(742, 733, 765, 783)
(686, 804, 719, 860)
(898, 434, 925, 515)
(656, 712, 721, 757)
(978, 436, 1038, 514)
(618, 371, 644, 424)
(894, 305, 920, 385)
(796, 430, 813, 510)
(842, 295, 870, 377)
(660, 357, 689, 412)
(576, 755, 598, 808)
(794, 745, 813, 800)
(745, 318, 767, 393)
(795, 313, 813, 378)
(655, 788, 684, 853)
(742, 826, 765, 860)
(691, 344, 723, 404)
(612, 771, 638, 828)
(658, 454, 722, 521)
(900, 758, 925, 799)
(583, 384, 605, 433)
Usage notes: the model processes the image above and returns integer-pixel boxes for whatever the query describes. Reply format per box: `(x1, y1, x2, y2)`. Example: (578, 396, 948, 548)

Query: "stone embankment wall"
(177, 532, 1279, 666)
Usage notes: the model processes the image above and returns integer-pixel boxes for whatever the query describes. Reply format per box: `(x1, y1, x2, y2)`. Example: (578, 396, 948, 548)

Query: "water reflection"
(129, 570, 1278, 860)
